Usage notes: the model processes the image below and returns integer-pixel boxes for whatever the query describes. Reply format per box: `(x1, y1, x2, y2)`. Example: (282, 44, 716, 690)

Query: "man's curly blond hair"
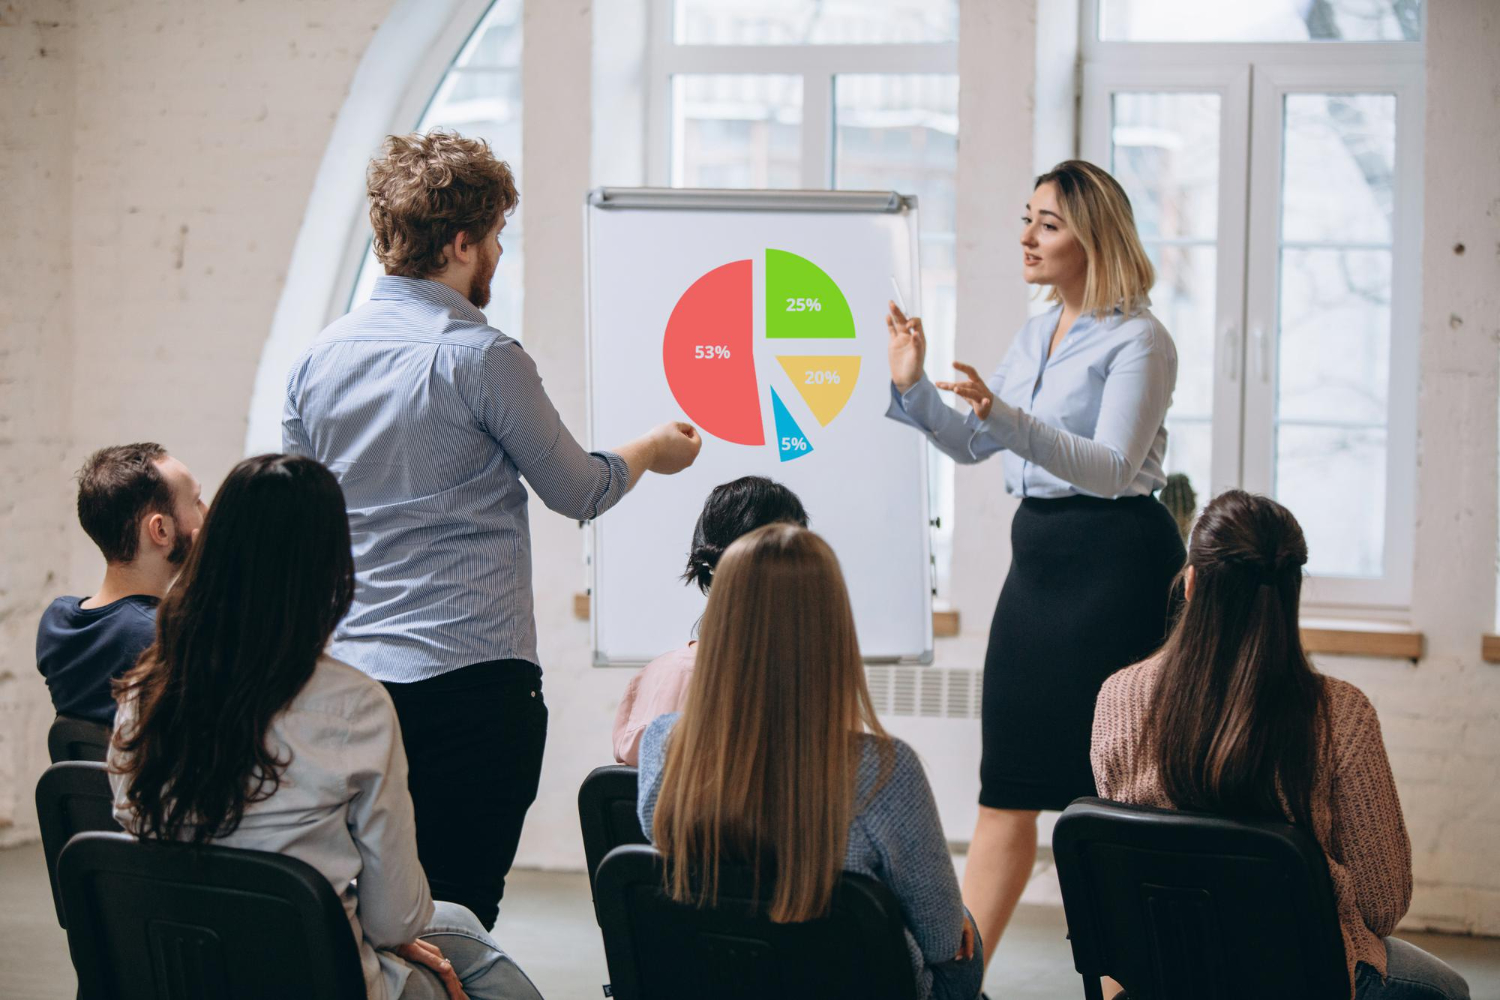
(367, 130, 519, 278)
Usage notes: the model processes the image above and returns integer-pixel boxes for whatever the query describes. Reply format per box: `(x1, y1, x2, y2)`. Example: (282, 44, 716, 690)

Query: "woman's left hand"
(935, 362, 995, 421)
(955, 912, 976, 961)
(396, 939, 469, 1000)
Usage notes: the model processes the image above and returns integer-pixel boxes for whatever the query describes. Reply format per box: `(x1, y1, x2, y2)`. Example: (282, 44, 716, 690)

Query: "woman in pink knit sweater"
(1091, 490, 1468, 1000)
(611, 476, 808, 765)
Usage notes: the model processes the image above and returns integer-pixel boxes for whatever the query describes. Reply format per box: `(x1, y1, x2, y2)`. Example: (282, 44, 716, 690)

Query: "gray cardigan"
(637, 713, 984, 1000)
(110, 656, 430, 1000)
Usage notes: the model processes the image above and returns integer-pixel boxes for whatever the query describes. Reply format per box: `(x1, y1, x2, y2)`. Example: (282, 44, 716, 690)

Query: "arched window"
(349, 0, 525, 339)
(248, 0, 524, 453)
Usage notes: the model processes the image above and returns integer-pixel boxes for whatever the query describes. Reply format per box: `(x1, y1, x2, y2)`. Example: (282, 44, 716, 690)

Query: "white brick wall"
(0, 1, 78, 848)
(0, 0, 398, 843)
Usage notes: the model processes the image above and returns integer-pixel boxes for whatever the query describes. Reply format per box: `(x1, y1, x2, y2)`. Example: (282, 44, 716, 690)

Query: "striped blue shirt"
(283, 275, 629, 682)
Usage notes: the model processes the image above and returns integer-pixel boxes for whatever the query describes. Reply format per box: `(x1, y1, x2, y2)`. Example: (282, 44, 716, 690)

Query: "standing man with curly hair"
(284, 130, 701, 928)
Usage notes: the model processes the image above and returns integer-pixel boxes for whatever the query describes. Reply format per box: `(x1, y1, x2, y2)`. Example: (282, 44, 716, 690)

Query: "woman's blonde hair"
(366, 130, 519, 278)
(652, 524, 893, 923)
(1037, 159, 1154, 317)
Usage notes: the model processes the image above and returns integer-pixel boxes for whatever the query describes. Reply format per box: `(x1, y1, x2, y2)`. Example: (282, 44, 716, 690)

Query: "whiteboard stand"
(584, 187, 933, 667)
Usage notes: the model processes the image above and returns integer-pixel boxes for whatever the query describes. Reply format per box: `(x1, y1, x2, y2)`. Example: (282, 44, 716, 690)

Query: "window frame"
(645, 0, 961, 594)
(644, 0, 957, 188)
(1081, 0, 1425, 614)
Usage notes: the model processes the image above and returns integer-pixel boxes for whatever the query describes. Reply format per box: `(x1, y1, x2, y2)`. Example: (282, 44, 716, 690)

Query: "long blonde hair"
(1037, 159, 1155, 317)
(652, 524, 893, 923)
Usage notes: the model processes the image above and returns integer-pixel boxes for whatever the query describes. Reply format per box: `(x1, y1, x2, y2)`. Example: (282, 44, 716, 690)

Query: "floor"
(3, 840, 1497, 998)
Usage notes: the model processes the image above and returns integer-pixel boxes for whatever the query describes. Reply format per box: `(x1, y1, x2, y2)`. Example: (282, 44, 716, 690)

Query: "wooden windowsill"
(1481, 634, 1500, 664)
(570, 596, 1423, 660)
(1299, 620, 1423, 660)
(572, 592, 963, 638)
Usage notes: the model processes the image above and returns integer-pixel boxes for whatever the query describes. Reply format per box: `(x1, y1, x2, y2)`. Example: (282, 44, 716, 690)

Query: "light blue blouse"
(887, 304, 1176, 499)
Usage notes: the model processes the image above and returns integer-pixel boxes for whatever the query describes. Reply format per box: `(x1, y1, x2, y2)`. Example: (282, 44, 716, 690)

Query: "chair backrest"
(58, 830, 367, 1000)
(595, 843, 919, 1000)
(1053, 797, 1348, 1000)
(48, 714, 112, 763)
(577, 764, 649, 917)
(35, 760, 122, 928)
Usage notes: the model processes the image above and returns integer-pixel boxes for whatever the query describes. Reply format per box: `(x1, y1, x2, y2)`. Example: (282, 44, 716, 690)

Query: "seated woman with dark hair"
(611, 475, 808, 765)
(1091, 490, 1468, 1000)
(637, 524, 983, 1000)
(109, 454, 542, 1000)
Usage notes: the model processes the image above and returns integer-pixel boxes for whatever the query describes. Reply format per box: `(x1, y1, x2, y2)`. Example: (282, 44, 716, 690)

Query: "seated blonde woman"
(1091, 490, 1468, 1000)
(636, 524, 983, 1000)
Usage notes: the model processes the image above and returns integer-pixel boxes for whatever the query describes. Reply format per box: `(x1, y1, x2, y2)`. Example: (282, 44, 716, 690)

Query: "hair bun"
(687, 542, 723, 572)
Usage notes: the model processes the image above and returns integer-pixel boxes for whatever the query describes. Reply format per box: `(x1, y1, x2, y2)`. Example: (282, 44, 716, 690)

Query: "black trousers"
(383, 659, 548, 930)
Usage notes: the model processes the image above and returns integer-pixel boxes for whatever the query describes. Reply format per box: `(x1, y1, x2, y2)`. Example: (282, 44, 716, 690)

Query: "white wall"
(0, 0, 401, 843)
(1378, 0, 1500, 934)
(1, 0, 1496, 937)
(0, 1, 77, 846)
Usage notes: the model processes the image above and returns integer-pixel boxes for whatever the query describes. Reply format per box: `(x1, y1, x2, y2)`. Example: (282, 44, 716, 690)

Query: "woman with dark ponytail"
(110, 455, 542, 1000)
(611, 475, 808, 764)
(1091, 490, 1468, 1000)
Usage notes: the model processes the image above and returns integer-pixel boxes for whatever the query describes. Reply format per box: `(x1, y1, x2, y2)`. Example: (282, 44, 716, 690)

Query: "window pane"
(834, 73, 958, 592)
(1110, 92, 1220, 510)
(1149, 244, 1217, 418)
(835, 75, 958, 226)
(455, 0, 521, 67)
(672, 75, 802, 189)
(1278, 248, 1390, 425)
(675, 0, 957, 45)
(1276, 425, 1386, 577)
(349, 1, 524, 340)
(1282, 94, 1395, 244)
(1100, 0, 1421, 42)
(1112, 93, 1220, 241)
(1163, 417, 1211, 515)
(1273, 93, 1397, 580)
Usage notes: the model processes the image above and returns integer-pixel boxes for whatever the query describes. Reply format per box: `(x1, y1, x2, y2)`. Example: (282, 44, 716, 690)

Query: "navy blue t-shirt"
(36, 595, 159, 725)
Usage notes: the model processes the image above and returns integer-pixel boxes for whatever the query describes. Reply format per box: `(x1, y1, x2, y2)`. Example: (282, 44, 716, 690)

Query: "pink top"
(1092, 658, 1413, 997)
(612, 644, 697, 766)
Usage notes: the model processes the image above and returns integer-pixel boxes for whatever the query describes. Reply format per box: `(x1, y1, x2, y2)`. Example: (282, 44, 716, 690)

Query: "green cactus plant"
(1161, 472, 1197, 543)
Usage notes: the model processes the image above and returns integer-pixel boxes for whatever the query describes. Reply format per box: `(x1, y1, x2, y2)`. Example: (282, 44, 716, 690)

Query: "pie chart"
(662, 249, 861, 462)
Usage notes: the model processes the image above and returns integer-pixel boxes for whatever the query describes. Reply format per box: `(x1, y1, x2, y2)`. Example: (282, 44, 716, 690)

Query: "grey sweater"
(637, 713, 983, 1000)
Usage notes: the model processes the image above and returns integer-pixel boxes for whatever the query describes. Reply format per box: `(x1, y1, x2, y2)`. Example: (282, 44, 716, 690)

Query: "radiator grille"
(865, 667, 983, 720)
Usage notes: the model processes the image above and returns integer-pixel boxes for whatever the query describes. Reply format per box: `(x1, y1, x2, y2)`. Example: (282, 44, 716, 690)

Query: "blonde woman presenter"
(886, 160, 1185, 966)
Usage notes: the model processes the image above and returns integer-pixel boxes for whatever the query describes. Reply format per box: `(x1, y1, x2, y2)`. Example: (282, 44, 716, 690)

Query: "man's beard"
(468, 245, 497, 309)
(166, 528, 192, 566)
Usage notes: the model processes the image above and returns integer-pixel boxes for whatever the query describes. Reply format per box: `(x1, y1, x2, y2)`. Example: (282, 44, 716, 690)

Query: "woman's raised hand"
(886, 301, 926, 394)
(936, 362, 995, 421)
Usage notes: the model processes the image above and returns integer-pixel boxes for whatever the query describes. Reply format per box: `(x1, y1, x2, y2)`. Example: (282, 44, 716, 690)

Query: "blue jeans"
(399, 901, 544, 1000)
(1354, 937, 1470, 1000)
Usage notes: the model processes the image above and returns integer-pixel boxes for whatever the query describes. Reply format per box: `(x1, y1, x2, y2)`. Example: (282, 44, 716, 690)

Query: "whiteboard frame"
(583, 187, 934, 667)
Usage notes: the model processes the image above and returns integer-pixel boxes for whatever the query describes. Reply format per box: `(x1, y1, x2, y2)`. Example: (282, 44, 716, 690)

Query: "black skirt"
(980, 494, 1185, 811)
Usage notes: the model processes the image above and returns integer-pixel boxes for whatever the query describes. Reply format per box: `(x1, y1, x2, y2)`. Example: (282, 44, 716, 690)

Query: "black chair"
(577, 764, 649, 920)
(48, 714, 111, 763)
(595, 843, 920, 1000)
(35, 761, 121, 928)
(58, 830, 366, 1000)
(1052, 797, 1348, 1000)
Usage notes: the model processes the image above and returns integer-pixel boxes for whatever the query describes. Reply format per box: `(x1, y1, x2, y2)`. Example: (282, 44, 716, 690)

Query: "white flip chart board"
(585, 188, 933, 666)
